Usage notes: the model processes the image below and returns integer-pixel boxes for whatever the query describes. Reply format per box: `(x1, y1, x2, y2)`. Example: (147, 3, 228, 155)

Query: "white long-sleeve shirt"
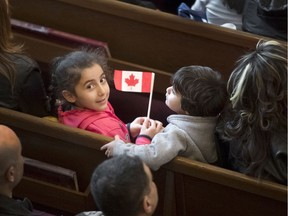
(191, 0, 243, 30)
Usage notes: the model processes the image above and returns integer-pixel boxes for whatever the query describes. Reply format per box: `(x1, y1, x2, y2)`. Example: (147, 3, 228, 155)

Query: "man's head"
(169, 65, 228, 116)
(0, 125, 24, 197)
(90, 155, 158, 216)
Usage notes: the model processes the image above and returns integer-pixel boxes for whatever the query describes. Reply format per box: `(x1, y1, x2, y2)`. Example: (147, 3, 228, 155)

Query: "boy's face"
(165, 86, 186, 114)
(65, 64, 110, 111)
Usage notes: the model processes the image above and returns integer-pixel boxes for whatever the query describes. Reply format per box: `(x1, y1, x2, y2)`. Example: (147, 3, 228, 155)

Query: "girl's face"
(165, 86, 185, 114)
(70, 64, 110, 111)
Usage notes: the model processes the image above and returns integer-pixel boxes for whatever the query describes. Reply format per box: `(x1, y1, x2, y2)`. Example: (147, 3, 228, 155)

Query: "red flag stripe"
(142, 72, 152, 93)
(114, 70, 122, 91)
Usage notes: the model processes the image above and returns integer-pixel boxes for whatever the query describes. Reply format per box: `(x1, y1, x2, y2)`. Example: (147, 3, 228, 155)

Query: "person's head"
(228, 40, 287, 130)
(224, 40, 287, 177)
(165, 65, 228, 116)
(90, 155, 158, 216)
(50, 47, 112, 112)
(0, 125, 24, 198)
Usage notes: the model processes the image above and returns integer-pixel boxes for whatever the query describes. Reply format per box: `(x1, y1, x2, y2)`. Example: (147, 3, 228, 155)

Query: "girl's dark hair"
(172, 65, 228, 117)
(222, 40, 287, 178)
(49, 47, 111, 114)
(223, 0, 246, 14)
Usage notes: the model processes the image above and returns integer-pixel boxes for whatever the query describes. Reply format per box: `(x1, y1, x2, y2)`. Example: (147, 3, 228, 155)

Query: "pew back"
(163, 157, 287, 216)
(0, 107, 286, 215)
(10, 0, 279, 80)
(0, 107, 112, 214)
(12, 19, 175, 124)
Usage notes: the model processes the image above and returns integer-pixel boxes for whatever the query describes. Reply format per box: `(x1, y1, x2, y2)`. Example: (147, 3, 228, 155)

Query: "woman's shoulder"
(10, 53, 37, 65)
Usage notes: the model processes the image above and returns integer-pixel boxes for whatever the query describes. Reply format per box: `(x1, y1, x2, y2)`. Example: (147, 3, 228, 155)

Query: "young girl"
(50, 48, 162, 143)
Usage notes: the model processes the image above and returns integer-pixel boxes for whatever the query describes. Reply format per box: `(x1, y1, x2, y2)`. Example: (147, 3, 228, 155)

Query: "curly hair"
(222, 40, 287, 178)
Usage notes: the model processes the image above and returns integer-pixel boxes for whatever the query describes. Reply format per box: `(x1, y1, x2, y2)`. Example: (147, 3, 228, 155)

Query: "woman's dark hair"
(223, 0, 246, 14)
(0, 0, 23, 89)
(222, 40, 287, 178)
(172, 65, 228, 117)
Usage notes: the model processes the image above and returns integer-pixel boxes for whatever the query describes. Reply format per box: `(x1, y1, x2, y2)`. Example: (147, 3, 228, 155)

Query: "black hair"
(90, 155, 150, 216)
(172, 65, 228, 117)
(49, 47, 111, 113)
(221, 40, 287, 178)
(222, 0, 246, 14)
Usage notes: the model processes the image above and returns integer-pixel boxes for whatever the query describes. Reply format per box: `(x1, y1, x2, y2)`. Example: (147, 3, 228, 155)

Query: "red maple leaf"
(125, 74, 139, 87)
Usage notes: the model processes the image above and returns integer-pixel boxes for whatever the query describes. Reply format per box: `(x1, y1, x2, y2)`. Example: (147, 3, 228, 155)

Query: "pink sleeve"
(135, 135, 152, 145)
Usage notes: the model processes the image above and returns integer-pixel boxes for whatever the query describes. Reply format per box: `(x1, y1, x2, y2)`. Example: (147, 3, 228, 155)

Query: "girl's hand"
(139, 118, 164, 139)
(129, 117, 146, 138)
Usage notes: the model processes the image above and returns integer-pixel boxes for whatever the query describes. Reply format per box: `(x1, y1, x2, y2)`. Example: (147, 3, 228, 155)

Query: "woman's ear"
(62, 90, 76, 103)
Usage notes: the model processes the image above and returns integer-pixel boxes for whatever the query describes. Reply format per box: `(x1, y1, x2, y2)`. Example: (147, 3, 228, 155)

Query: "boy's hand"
(139, 118, 164, 139)
(101, 135, 121, 157)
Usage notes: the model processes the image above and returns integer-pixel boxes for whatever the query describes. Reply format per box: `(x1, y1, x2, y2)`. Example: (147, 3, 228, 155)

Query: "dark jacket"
(0, 54, 49, 117)
(242, 0, 287, 40)
(0, 195, 33, 216)
(228, 130, 287, 185)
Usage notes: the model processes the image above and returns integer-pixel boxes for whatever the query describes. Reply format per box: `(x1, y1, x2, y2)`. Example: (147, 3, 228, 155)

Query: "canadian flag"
(114, 70, 155, 93)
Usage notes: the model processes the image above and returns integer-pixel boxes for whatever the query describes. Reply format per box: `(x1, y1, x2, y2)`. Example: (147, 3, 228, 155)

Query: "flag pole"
(147, 73, 155, 119)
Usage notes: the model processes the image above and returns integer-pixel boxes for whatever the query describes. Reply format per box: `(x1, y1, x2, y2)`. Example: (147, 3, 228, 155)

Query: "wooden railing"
(10, 0, 282, 81)
(0, 108, 286, 215)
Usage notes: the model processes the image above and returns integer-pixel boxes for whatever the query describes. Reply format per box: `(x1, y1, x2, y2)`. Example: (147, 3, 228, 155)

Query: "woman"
(218, 40, 287, 185)
(0, 0, 49, 116)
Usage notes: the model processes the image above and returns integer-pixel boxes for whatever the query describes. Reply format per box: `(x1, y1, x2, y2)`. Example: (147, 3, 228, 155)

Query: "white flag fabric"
(114, 70, 154, 93)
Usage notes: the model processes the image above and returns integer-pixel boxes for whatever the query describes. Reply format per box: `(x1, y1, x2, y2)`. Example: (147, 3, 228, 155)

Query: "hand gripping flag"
(114, 70, 155, 118)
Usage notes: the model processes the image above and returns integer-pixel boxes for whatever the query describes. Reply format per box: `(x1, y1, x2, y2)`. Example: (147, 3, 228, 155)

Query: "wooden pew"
(163, 156, 287, 216)
(0, 107, 286, 215)
(9, 0, 279, 81)
(11, 19, 175, 124)
(11, 19, 172, 95)
(0, 107, 172, 216)
(0, 107, 113, 214)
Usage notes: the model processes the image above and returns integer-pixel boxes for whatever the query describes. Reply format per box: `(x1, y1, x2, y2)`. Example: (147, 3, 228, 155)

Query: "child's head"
(166, 65, 227, 116)
(51, 47, 111, 111)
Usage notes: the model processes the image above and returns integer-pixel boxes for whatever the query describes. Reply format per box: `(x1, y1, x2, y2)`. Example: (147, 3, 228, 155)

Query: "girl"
(50, 48, 162, 143)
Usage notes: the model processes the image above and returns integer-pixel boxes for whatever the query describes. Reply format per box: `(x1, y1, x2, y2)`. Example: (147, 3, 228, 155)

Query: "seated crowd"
(0, 0, 287, 215)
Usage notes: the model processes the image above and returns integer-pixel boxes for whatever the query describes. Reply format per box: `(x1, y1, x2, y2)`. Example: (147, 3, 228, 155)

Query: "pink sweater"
(58, 102, 131, 142)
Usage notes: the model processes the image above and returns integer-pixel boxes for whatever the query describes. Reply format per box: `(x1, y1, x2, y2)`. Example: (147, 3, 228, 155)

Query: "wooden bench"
(11, 19, 175, 124)
(0, 107, 111, 214)
(0, 107, 171, 215)
(10, 0, 278, 81)
(11, 18, 172, 95)
(0, 107, 286, 215)
(163, 156, 287, 216)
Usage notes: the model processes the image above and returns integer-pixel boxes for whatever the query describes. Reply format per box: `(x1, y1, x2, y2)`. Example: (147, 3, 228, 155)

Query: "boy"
(101, 66, 228, 170)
